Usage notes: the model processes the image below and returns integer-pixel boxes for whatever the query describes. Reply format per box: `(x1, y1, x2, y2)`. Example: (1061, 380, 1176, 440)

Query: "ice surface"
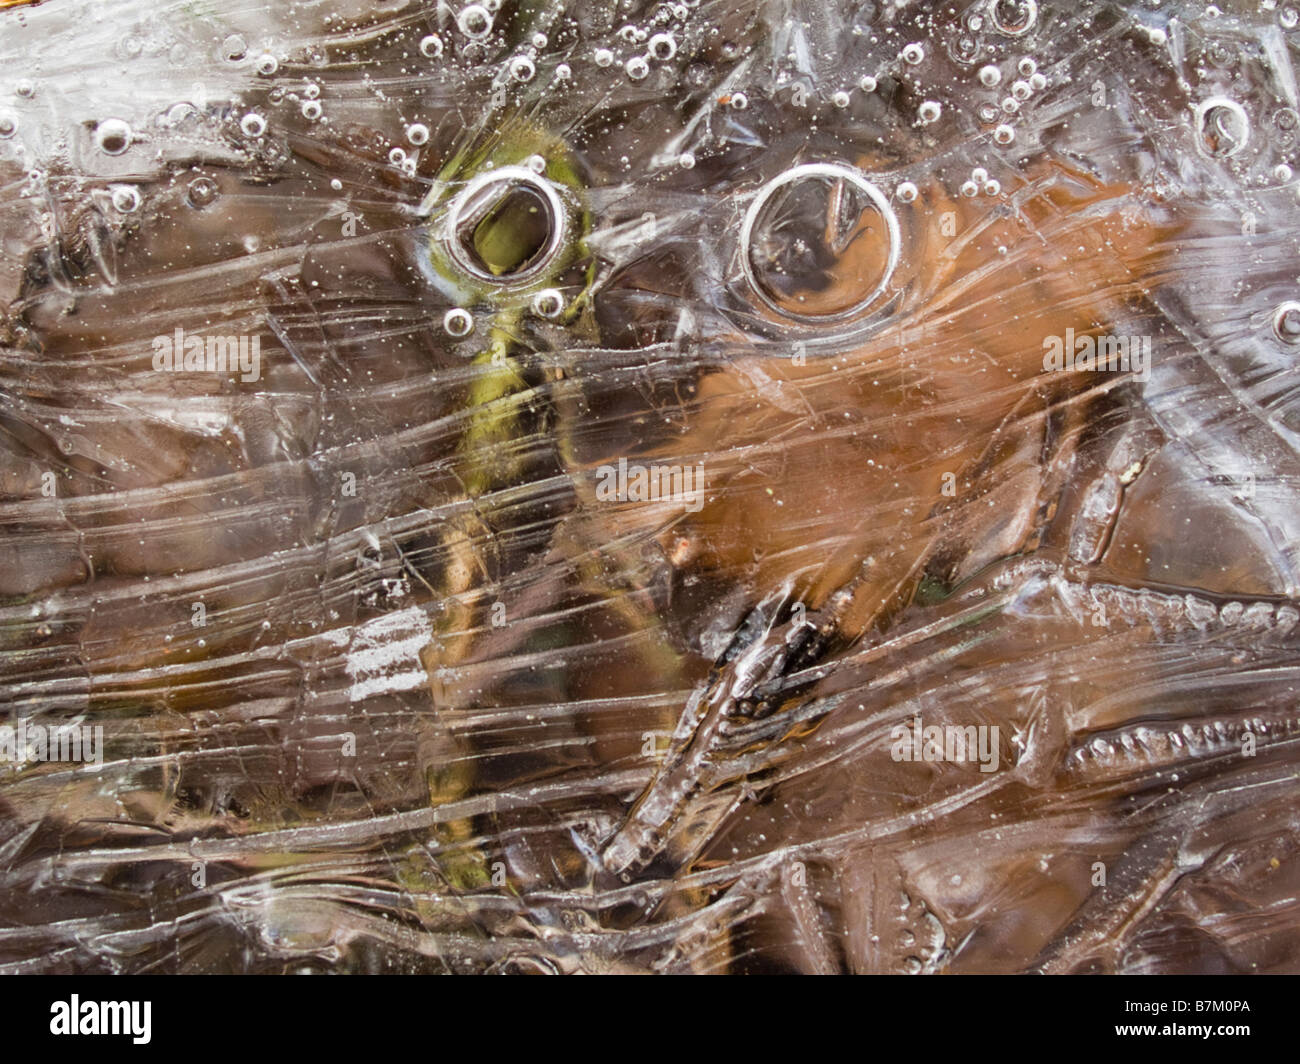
(1, 0, 1299, 973)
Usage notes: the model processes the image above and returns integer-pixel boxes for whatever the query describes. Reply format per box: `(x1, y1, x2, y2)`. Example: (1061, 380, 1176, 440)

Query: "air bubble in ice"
(990, 0, 1037, 36)
(1282, 7, 1299, 29)
(902, 43, 925, 65)
(256, 53, 279, 75)
(407, 123, 429, 146)
(95, 118, 133, 155)
(858, 76, 877, 92)
(187, 176, 218, 207)
(833, 90, 851, 108)
(918, 100, 942, 124)
(960, 180, 978, 197)
(984, 178, 1001, 195)
(1029, 72, 1047, 91)
(444, 308, 474, 336)
(526, 154, 545, 173)
(896, 180, 918, 202)
(731, 92, 750, 109)
(389, 147, 407, 166)
(531, 289, 564, 318)
(1018, 57, 1038, 76)
(110, 184, 140, 213)
(532, 33, 548, 49)
(419, 34, 444, 59)
(994, 123, 1016, 144)
(302, 100, 322, 120)
(649, 33, 677, 60)
(510, 56, 536, 82)
(458, 5, 493, 39)
(222, 34, 247, 62)
(554, 63, 571, 81)
(626, 56, 650, 80)
(679, 151, 695, 168)
(14, 78, 34, 99)
(1196, 98, 1250, 158)
(594, 48, 615, 67)
(740, 162, 900, 321)
(1012, 79, 1032, 100)
(240, 113, 267, 138)
(979, 64, 1002, 87)
(1272, 302, 1300, 343)
(1275, 163, 1293, 182)
(0, 114, 15, 139)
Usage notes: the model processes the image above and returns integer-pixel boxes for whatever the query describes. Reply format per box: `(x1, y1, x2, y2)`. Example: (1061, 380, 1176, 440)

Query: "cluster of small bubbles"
(902, 42, 925, 65)
(302, 100, 323, 121)
(95, 118, 133, 155)
(832, 90, 851, 108)
(388, 146, 407, 167)
(256, 53, 279, 76)
(526, 154, 546, 173)
(896, 180, 918, 202)
(679, 150, 696, 169)
(858, 75, 877, 92)
(240, 113, 267, 138)
(554, 63, 571, 81)
(917, 100, 942, 124)
(110, 184, 141, 213)
(458, 4, 494, 39)
(444, 307, 474, 336)
(186, 176, 219, 208)
(406, 122, 429, 146)
(979, 64, 1002, 87)
(419, 34, 444, 59)
(649, 33, 677, 60)
(626, 56, 650, 80)
(1272, 301, 1300, 343)
(0, 114, 15, 139)
(993, 123, 1016, 144)
(730, 91, 749, 109)
(594, 48, 615, 67)
(961, 167, 1001, 197)
(221, 34, 247, 62)
(531, 288, 564, 318)
(510, 55, 536, 81)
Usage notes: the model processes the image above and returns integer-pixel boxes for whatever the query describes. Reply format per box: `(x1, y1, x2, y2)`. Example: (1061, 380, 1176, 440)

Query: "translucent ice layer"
(1, 0, 1299, 973)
